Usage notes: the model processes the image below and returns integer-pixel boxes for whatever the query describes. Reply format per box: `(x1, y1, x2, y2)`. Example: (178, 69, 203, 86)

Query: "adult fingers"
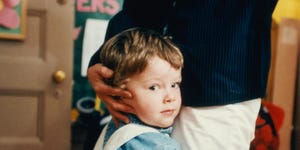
(88, 64, 132, 99)
(102, 96, 132, 124)
(101, 95, 135, 115)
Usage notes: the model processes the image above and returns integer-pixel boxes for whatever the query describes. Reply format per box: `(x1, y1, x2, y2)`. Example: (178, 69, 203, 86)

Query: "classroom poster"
(72, 0, 123, 124)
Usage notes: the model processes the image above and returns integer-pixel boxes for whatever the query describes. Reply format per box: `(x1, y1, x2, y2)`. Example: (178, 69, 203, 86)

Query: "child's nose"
(163, 92, 175, 104)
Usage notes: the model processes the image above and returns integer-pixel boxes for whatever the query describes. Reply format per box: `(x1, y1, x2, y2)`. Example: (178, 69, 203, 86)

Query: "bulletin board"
(72, 0, 123, 123)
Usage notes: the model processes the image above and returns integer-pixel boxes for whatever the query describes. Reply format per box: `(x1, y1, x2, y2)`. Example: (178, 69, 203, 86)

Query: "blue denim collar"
(120, 114, 173, 135)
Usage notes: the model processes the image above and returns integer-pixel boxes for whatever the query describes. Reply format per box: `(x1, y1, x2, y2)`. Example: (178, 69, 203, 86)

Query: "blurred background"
(0, 0, 299, 150)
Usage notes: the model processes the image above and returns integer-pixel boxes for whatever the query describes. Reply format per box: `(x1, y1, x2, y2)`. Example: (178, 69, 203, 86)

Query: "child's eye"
(171, 82, 181, 88)
(149, 85, 159, 91)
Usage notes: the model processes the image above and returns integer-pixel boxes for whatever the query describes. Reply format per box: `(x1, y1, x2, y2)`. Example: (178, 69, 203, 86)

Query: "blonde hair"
(100, 27, 184, 87)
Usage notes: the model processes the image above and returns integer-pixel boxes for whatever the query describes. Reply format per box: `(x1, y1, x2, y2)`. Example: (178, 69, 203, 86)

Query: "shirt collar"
(123, 114, 173, 135)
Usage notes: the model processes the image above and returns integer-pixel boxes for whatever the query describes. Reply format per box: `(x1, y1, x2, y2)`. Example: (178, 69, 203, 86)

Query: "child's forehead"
(130, 58, 182, 81)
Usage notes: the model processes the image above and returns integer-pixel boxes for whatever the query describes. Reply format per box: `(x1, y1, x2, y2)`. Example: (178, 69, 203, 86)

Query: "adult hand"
(87, 63, 135, 126)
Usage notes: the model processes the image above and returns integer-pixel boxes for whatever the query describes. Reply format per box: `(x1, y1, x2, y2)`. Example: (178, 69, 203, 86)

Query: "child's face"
(123, 56, 182, 128)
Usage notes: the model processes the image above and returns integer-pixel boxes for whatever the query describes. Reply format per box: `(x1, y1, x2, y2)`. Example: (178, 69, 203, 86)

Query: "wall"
(273, 0, 300, 23)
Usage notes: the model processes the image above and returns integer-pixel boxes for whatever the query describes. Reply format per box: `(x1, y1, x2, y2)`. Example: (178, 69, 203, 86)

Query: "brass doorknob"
(53, 70, 66, 83)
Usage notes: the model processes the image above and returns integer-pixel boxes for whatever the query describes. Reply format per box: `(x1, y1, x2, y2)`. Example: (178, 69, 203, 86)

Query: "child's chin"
(158, 121, 174, 128)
